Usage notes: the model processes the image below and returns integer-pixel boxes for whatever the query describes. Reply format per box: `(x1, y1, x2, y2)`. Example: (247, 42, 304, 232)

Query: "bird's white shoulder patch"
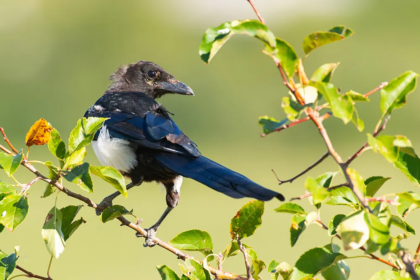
(92, 126, 137, 173)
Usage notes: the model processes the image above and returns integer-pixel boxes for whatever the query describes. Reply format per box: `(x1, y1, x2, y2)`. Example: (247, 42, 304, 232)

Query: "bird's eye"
(147, 70, 157, 79)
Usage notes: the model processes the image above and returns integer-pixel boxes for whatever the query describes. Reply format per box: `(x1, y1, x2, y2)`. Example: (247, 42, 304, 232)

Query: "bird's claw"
(138, 227, 157, 247)
(95, 197, 113, 216)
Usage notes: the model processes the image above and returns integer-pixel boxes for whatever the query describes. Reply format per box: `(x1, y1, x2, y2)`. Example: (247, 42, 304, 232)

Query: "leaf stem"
(237, 235, 254, 280)
(47, 256, 53, 279)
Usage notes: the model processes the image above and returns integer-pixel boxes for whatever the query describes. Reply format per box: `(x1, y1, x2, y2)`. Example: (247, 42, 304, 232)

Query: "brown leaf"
(25, 118, 53, 147)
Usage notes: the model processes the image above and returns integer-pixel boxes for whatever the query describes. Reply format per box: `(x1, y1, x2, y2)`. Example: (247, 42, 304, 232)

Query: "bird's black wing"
(93, 111, 200, 157)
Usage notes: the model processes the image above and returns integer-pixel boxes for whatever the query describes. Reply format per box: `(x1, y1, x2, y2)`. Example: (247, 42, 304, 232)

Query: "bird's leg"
(140, 206, 174, 247)
(95, 177, 143, 216)
(139, 177, 182, 247)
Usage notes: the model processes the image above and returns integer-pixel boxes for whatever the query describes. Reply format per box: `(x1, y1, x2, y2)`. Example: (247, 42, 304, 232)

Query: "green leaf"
(63, 163, 93, 193)
(0, 150, 23, 177)
(42, 206, 65, 258)
(311, 63, 340, 83)
(259, 116, 288, 135)
(252, 259, 266, 279)
(311, 82, 354, 124)
(42, 162, 59, 198)
(48, 128, 66, 160)
(390, 215, 415, 235)
(220, 240, 251, 262)
(89, 166, 127, 197)
(397, 195, 418, 217)
(305, 177, 329, 204)
(303, 26, 353, 55)
(182, 259, 212, 280)
(230, 200, 264, 239)
(60, 205, 84, 241)
(344, 90, 370, 102)
(364, 211, 390, 245)
(269, 262, 293, 280)
(281, 96, 305, 121)
(369, 135, 420, 185)
(380, 71, 419, 118)
(290, 214, 307, 247)
(346, 168, 366, 196)
(289, 244, 347, 280)
(365, 176, 391, 197)
(199, 19, 276, 64)
(0, 182, 16, 200)
(339, 210, 369, 250)
(170, 230, 213, 258)
(321, 259, 350, 280)
(64, 147, 87, 169)
(68, 117, 107, 154)
(264, 38, 299, 78)
(274, 203, 306, 215)
(0, 249, 18, 280)
(157, 265, 180, 280)
(0, 194, 29, 231)
(100, 205, 132, 223)
(326, 186, 359, 208)
(369, 270, 410, 280)
(328, 214, 346, 236)
(180, 275, 191, 280)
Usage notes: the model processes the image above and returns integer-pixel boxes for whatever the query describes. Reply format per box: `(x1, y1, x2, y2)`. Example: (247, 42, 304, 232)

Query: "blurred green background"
(1, 0, 420, 279)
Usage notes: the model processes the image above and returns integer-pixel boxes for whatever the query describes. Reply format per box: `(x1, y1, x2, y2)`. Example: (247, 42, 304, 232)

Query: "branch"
(346, 116, 390, 165)
(273, 152, 329, 185)
(15, 265, 52, 280)
(364, 82, 388, 98)
(400, 251, 420, 280)
(314, 221, 400, 270)
(0, 143, 246, 280)
(246, 0, 265, 24)
(237, 236, 253, 280)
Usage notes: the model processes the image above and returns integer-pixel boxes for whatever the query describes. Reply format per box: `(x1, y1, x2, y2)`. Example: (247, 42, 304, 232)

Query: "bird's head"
(107, 61, 194, 99)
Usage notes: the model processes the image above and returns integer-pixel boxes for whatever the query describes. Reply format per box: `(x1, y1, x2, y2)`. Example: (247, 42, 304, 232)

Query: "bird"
(85, 61, 285, 246)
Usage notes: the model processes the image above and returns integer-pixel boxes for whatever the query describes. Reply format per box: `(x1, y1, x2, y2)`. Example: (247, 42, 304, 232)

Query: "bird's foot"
(95, 197, 113, 216)
(135, 227, 158, 247)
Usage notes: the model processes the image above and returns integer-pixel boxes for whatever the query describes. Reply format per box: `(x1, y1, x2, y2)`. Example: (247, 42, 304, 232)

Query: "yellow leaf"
(25, 118, 53, 147)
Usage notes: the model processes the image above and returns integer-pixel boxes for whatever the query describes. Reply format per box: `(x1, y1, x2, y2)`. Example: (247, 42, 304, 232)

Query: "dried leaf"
(25, 118, 53, 147)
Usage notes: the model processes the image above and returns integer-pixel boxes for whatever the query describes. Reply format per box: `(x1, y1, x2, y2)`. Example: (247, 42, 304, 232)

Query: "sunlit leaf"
(339, 210, 369, 250)
(67, 117, 107, 153)
(346, 168, 366, 196)
(100, 205, 132, 223)
(182, 259, 212, 280)
(380, 71, 419, 118)
(89, 166, 127, 197)
(0, 248, 18, 280)
(311, 82, 354, 124)
(364, 211, 390, 245)
(305, 177, 328, 204)
(290, 213, 307, 247)
(0, 194, 28, 231)
(325, 186, 359, 208)
(369, 270, 410, 280)
(311, 63, 340, 83)
(274, 203, 306, 215)
(63, 163, 93, 193)
(157, 265, 180, 280)
(0, 150, 23, 177)
(328, 214, 346, 236)
(170, 230, 213, 258)
(48, 128, 66, 160)
(344, 90, 370, 102)
(230, 200, 264, 239)
(289, 244, 347, 280)
(25, 118, 53, 147)
(397, 195, 418, 217)
(65, 147, 87, 169)
(42, 206, 65, 259)
(264, 38, 299, 78)
(199, 20, 276, 64)
(365, 176, 390, 197)
(60, 205, 85, 241)
(268, 261, 293, 280)
(259, 116, 288, 135)
(303, 26, 353, 55)
(282, 95, 306, 121)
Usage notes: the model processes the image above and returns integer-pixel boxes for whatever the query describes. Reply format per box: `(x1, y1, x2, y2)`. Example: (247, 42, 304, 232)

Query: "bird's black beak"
(158, 81, 194, 96)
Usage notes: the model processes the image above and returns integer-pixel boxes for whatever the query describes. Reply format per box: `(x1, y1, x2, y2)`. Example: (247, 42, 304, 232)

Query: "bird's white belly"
(92, 126, 138, 173)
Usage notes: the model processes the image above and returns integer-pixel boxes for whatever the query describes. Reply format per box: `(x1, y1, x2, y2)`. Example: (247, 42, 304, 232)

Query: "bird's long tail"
(154, 154, 284, 201)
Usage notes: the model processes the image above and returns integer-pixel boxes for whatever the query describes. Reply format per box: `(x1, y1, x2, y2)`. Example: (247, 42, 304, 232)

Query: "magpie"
(85, 61, 285, 246)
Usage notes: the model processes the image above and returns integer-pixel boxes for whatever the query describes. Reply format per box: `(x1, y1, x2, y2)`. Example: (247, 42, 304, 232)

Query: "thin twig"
(0, 149, 245, 280)
(246, 0, 265, 24)
(415, 243, 420, 261)
(290, 191, 312, 201)
(0, 127, 20, 155)
(273, 152, 329, 185)
(364, 82, 388, 98)
(327, 183, 349, 191)
(314, 221, 400, 269)
(15, 265, 52, 280)
(367, 197, 400, 205)
(237, 236, 253, 280)
(346, 116, 390, 165)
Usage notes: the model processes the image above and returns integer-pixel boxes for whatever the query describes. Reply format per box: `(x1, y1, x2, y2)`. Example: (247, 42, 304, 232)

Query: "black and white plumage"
(85, 61, 284, 246)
